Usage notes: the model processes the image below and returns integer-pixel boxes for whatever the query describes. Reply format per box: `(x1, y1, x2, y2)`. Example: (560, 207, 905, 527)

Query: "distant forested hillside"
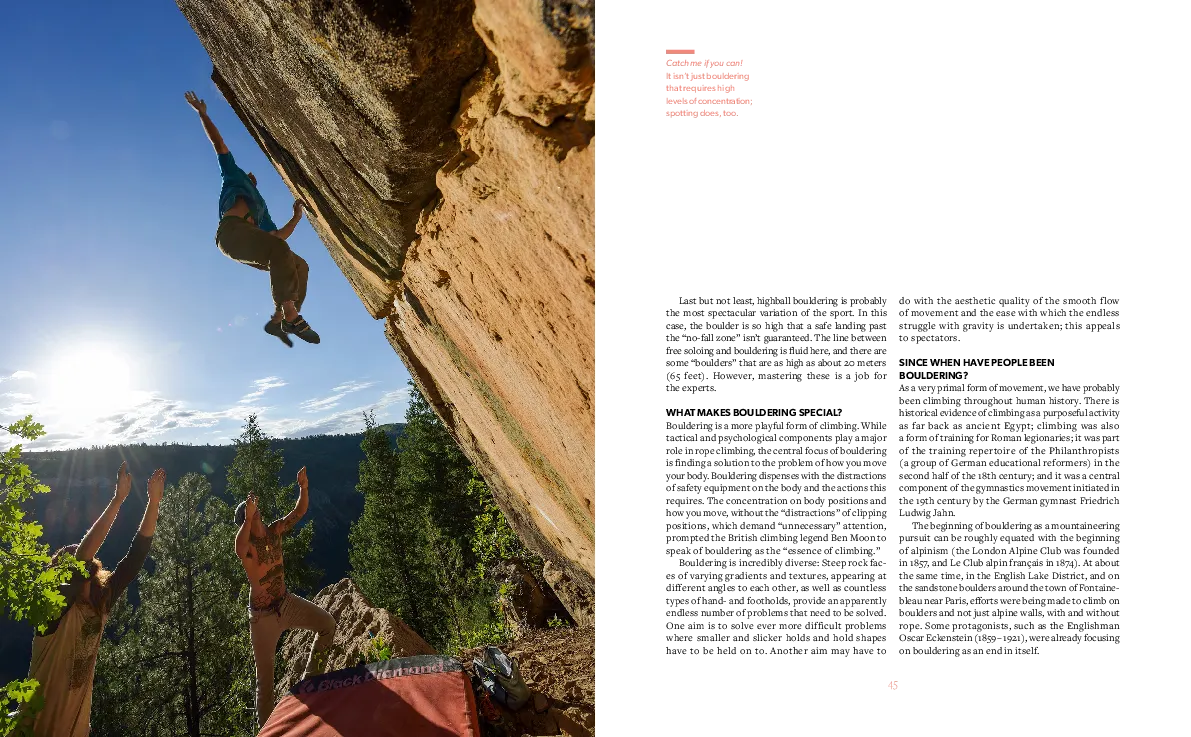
(0, 425, 400, 684)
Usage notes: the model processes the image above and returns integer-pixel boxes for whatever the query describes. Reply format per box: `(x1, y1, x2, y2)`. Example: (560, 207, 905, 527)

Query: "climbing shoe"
(283, 315, 320, 344)
(264, 319, 293, 347)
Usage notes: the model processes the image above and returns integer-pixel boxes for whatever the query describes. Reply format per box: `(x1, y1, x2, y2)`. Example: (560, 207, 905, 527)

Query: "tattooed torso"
(241, 523, 288, 609)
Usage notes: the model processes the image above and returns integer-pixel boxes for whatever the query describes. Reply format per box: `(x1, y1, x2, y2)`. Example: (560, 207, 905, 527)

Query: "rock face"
(542, 559, 594, 627)
(176, 0, 594, 598)
(497, 560, 568, 637)
(275, 578, 433, 698)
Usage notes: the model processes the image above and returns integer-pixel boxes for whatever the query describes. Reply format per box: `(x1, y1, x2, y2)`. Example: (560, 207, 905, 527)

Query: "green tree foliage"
(363, 632, 391, 663)
(0, 417, 84, 735)
(349, 386, 539, 653)
(463, 470, 549, 648)
(468, 470, 539, 582)
(398, 393, 483, 558)
(423, 511, 485, 651)
(225, 415, 321, 595)
(0, 417, 85, 628)
(91, 473, 255, 736)
(348, 412, 439, 641)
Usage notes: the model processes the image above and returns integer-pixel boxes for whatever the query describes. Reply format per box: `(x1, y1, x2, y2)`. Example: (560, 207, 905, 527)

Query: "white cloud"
(331, 380, 377, 393)
(0, 370, 35, 383)
(1, 373, 409, 451)
(299, 394, 347, 412)
(1, 375, 268, 450)
(262, 385, 410, 438)
(374, 388, 411, 406)
(240, 376, 286, 404)
(80, 395, 253, 446)
(298, 379, 379, 413)
(0, 394, 41, 417)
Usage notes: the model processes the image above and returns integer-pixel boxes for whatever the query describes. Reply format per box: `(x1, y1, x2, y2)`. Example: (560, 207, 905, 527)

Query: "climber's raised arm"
(106, 469, 165, 601)
(273, 466, 309, 535)
(185, 90, 229, 155)
(77, 462, 132, 563)
(270, 201, 306, 241)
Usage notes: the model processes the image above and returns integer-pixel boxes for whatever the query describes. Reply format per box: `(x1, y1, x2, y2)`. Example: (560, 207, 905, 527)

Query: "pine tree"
(398, 392, 484, 562)
(424, 511, 486, 650)
(91, 473, 255, 736)
(348, 413, 439, 641)
(349, 387, 514, 651)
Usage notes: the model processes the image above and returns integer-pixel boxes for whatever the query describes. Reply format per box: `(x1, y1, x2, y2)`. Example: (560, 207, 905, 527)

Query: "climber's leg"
(276, 252, 318, 343)
(215, 216, 302, 318)
(267, 255, 300, 320)
(249, 607, 284, 728)
(291, 253, 309, 314)
(216, 215, 277, 271)
(278, 593, 338, 679)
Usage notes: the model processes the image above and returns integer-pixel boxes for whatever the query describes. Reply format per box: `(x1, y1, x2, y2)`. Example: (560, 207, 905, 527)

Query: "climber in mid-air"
(185, 90, 319, 346)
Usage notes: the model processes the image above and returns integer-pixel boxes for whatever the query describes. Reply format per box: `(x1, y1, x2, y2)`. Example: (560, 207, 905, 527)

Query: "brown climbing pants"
(216, 215, 309, 313)
(248, 592, 337, 727)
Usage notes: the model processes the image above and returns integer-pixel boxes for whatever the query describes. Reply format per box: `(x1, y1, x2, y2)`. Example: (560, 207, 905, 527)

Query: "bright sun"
(46, 343, 139, 422)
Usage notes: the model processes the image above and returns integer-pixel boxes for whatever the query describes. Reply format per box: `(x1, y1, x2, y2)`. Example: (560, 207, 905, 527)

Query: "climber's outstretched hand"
(184, 90, 207, 115)
(292, 200, 305, 220)
(147, 468, 166, 505)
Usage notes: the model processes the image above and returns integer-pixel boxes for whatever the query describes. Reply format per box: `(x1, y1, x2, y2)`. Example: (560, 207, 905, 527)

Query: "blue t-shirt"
(217, 152, 278, 232)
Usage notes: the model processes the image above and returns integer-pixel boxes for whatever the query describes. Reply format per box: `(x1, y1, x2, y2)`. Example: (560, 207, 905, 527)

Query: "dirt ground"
(461, 625, 595, 737)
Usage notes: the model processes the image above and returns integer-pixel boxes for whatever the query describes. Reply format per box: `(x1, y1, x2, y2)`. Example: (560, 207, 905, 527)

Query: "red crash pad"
(259, 655, 480, 737)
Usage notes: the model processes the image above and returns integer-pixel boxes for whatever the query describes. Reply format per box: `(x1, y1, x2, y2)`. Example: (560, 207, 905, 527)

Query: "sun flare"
(46, 343, 140, 422)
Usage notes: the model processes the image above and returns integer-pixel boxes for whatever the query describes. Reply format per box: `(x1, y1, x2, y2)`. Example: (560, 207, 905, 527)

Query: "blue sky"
(0, 1, 411, 449)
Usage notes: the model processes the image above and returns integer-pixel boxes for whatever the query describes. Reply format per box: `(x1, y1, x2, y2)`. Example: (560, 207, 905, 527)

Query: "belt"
(251, 591, 288, 617)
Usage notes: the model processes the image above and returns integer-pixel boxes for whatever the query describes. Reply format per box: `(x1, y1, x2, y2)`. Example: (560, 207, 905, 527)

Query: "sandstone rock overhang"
(176, 0, 595, 599)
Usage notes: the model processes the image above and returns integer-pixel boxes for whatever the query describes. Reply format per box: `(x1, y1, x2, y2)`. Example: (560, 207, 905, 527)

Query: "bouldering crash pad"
(259, 654, 481, 736)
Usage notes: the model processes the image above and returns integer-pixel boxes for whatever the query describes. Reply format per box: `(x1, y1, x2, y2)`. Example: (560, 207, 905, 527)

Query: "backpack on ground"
(471, 646, 530, 711)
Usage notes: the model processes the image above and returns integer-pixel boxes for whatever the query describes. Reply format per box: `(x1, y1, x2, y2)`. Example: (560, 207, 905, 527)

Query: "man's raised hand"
(147, 469, 166, 504)
(292, 200, 306, 220)
(184, 90, 207, 115)
(114, 462, 132, 502)
(297, 466, 308, 492)
(245, 494, 258, 521)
